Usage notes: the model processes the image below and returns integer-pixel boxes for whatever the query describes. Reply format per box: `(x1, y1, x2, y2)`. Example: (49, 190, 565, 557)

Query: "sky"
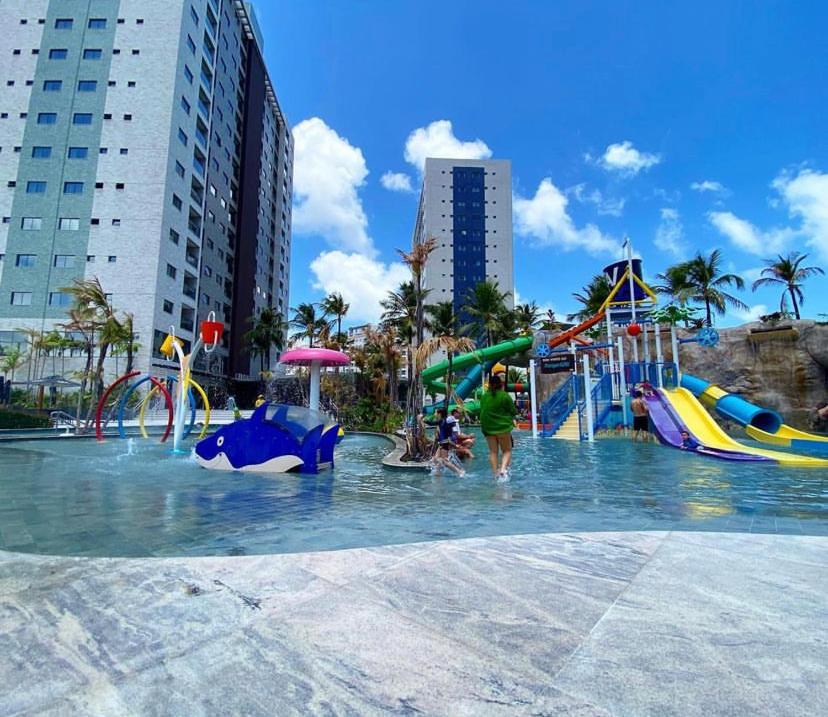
(252, 0, 828, 327)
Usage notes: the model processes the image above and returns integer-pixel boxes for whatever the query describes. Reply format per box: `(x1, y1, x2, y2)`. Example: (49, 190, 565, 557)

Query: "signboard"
(540, 354, 575, 374)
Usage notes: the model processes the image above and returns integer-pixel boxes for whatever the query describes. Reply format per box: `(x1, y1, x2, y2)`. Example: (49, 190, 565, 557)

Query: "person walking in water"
(630, 389, 649, 441)
(479, 374, 517, 479)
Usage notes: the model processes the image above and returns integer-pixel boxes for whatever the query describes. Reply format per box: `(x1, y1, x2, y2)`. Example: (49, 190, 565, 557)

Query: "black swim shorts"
(633, 415, 649, 431)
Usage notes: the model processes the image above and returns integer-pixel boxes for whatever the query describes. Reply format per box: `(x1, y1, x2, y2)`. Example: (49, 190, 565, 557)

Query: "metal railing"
(577, 373, 613, 440)
(49, 410, 77, 429)
(540, 375, 578, 437)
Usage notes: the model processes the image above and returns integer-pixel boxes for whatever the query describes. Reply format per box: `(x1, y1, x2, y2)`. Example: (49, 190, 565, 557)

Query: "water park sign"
(540, 354, 575, 374)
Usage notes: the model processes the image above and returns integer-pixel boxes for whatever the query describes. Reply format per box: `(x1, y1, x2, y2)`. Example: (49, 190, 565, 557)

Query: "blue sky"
(253, 0, 828, 327)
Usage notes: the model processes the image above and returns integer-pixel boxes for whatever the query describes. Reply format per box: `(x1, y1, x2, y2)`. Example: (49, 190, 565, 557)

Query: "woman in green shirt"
(479, 374, 517, 479)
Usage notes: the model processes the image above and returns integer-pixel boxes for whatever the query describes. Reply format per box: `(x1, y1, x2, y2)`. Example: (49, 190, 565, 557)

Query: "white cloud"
(514, 178, 620, 256)
(597, 141, 661, 176)
(654, 207, 686, 258)
(690, 180, 728, 194)
(570, 184, 626, 217)
(380, 171, 415, 193)
(732, 303, 768, 323)
(403, 120, 492, 173)
(310, 251, 409, 324)
(292, 117, 373, 256)
(708, 211, 794, 256)
(771, 169, 828, 260)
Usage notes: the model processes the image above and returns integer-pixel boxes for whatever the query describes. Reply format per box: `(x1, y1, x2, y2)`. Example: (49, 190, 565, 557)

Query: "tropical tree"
(462, 279, 511, 347)
(244, 308, 286, 375)
(289, 302, 328, 348)
(364, 325, 402, 406)
(417, 301, 475, 411)
(1, 346, 25, 400)
(397, 237, 437, 458)
(654, 264, 693, 304)
(751, 252, 824, 320)
(321, 292, 349, 347)
(514, 302, 541, 334)
(674, 249, 747, 326)
(568, 275, 613, 322)
(540, 309, 564, 332)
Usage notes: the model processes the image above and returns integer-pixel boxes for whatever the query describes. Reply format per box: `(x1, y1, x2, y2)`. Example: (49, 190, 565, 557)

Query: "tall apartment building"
(412, 158, 514, 324)
(0, 0, 292, 383)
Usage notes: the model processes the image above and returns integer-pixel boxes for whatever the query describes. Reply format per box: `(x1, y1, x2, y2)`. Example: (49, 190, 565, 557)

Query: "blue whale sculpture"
(195, 403, 340, 474)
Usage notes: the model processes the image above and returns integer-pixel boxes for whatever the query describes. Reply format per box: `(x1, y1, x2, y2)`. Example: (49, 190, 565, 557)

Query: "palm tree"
(679, 249, 747, 326)
(364, 325, 402, 406)
(321, 292, 349, 347)
(462, 279, 511, 347)
(417, 302, 475, 410)
(289, 302, 327, 348)
(1, 347, 25, 402)
(751, 252, 824, 320)
(397, 237, 437, 458)
(654, 264, 693, 304)
(540, 309, 564, 332)
(567, 275, 613, 322)
(514, 302, 541, 334)
(244, 308, 286, 375)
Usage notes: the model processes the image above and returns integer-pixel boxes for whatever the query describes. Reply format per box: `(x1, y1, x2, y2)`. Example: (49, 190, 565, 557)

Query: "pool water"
(1, 432, 827, 557)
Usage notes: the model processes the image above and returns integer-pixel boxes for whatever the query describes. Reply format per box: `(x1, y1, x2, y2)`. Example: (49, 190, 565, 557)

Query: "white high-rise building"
(0, 0, 292, 383)
(412, 158, 514, 320)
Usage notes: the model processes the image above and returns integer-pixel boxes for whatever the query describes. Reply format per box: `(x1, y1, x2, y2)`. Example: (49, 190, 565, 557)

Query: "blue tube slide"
(679, 374, 783, 434)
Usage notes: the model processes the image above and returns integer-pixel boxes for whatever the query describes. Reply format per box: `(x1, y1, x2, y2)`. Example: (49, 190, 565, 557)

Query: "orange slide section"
(547, 313, 606, 349)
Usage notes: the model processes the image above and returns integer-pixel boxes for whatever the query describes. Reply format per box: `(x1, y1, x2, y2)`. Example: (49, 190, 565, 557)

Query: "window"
(43, 80, 62, 91)
(11, 292, 32, 306)
(91, 218, 100, 225)
(191, 6, 199, 24)
(73, 113, 92, 125)
(83, 48, 102, 60)
(77, 80, 97, 92)
(49, 292, 71, 307)
(95, 182, 104, 189)
(115, 183, 124, 190)
(178, 129, 188, 146)
(32, 146, 51, 158)
(184, 65, 194, 84)
(172, 194, 182, 210)
(112, 49, 121, 55)
(12, 50, 21, 56)
(137, 18, 144, 25)
(119, 148, 128, 155)
(187, 35, 196, 54)
(112, 218, 121, 226)
(131, 49, 140, 56)
(123, 114, 132, 121)
(181, 96, 191, 114)
(175, 161, 185, 178)
(49, 49, 68, 60)
(99, 147, 108, 154)
(58, 218, 80, 230)
(169, 229, 180, 244)
(166, 264, 177, 279)
(87, 255, 95, 263)
(16, 254, 36, 267)
(67, 147, 88, 159)
(21, 217, 42, 230)
(37, 112, 57, 125)
(54, 254, 75, 267)
(26, 181, 46, 194)
(127, 81, 136, 88)
(88, 18, 107, 29)
(103, 113, 112, 120)
(108, 256, 117, 263)
(163, 300, 174, 313)
(63, 182, 84, 194)
(55, 18, 73, 29)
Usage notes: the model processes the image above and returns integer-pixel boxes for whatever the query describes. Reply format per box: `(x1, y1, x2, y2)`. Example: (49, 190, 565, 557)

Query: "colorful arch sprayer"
(95, 313, 222, 450)
(420, 239, 828, 467)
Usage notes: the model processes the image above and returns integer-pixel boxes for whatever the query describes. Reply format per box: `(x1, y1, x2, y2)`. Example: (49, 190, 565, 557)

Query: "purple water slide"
(645, 392, 771, 462)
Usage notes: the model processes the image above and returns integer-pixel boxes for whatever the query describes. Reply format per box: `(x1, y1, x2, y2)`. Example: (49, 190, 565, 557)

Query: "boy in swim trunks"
(630, 390, 649, 442)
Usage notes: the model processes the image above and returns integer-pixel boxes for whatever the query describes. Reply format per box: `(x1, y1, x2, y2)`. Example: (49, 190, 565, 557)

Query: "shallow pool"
(1, 432, 827, 557)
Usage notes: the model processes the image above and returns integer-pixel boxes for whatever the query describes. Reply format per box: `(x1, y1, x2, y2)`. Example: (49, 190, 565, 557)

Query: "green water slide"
(421, 335, 534, 412)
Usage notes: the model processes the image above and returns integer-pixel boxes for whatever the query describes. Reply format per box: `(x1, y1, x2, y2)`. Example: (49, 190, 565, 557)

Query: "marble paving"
(1, 531, 826, 716)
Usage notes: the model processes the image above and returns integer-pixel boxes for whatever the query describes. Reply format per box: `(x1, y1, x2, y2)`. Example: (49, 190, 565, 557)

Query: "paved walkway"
(1, 531, 826, 716)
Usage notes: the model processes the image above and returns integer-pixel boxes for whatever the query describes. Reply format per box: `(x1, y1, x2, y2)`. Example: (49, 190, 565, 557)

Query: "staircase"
(550, 409, 580, 440)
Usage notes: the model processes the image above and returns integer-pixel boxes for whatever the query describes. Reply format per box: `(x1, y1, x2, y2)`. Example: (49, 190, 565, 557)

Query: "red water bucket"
(200, 320, 224, 345)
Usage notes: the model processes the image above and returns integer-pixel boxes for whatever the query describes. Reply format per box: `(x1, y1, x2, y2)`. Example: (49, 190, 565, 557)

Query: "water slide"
(681, 374, 828, 453)
(660, 388, 828, 467)
(421, 312, 605, 412)
(645, 391, 769, 462)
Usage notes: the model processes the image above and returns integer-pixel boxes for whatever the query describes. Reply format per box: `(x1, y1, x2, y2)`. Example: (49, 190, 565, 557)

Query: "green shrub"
(0, 409, 52, 429)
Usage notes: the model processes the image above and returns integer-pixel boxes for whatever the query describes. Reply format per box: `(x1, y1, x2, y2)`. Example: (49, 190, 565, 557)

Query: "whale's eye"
(217, 436, 225, 447)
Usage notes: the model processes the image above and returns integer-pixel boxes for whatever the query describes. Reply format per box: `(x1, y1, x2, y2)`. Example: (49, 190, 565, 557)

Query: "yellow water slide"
(662, 388, 828, 468)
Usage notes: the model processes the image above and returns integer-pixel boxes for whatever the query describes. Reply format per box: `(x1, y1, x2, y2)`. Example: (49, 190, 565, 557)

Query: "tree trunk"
(705, 300, 712, 326)
(76, 343, 93, 434)
(789, 287, 800, 320)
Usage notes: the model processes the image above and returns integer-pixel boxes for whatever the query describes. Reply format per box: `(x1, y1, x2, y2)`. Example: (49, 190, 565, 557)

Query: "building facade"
(0, 0, 292, 384)
(412, 158, 513, 323)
